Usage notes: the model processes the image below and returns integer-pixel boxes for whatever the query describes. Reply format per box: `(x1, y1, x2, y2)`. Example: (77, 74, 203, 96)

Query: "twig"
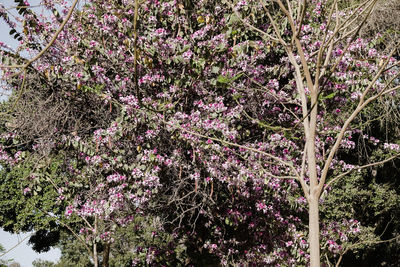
(41, 209, 94, 259)
(335, 234, 400, 267)
(324, 153, 400, 190)
(232, 3, 280, 43)
(4, 4, 46, 11)
(165, 120, 310, 196)
(319, 83, 400, 194)
(1, 0, 79, 79)
(0, 233, 33, 257)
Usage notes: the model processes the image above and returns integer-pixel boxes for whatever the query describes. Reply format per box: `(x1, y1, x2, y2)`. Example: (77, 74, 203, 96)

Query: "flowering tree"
(224, 1, 400, 265)
(1, 0, 400, 266)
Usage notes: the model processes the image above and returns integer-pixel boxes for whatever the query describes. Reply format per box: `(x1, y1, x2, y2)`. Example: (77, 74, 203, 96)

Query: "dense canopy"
(1, 0, 400, 266)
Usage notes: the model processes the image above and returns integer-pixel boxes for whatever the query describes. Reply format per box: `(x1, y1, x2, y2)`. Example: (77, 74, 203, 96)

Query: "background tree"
(0, 244, 13, 267)
(32, 259, 56, 267)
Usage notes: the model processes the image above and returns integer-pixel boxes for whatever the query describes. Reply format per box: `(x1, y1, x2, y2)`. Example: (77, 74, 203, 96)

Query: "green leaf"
(322, 92, 336, 100)
(231, 73, 243, 81)
(233, 94, 242, 100)
(217, 75, 230, 84)
(225, 217, 232, 226)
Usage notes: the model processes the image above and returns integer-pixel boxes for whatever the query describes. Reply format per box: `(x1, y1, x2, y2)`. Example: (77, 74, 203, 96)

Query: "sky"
(0, 229, 61, 267)
(0, 0, 61, 266)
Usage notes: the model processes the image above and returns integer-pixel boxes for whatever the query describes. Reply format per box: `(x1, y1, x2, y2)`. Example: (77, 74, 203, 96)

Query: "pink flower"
(23, 187, 31, 195)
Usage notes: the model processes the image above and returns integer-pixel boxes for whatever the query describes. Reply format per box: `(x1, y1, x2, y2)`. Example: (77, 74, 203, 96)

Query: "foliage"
(51, 232, 94, 267)
(32, 259, 56, 267)
(0, 143, 86, 252)
(0, 244, 13, 267)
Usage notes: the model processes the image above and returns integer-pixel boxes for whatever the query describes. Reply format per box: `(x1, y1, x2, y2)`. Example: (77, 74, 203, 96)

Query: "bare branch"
(247, 76, 301, 122)
(321, 0, 378, 84)
(260, 1, 287, 46)
(233, 3, 280, 43)
(1, 0, 79, 79)
(319, 82, 400, 195)
(164, 118, 304, 183)
(335, 234, 400, 267)
(295, 0, 307, 36)
(0, 233, 32, 258)
(4, 4, 47, 11)
(315, 0, 339, 82)
(324, 153, 400, 190)
(39, 209, 94, 259)
(275, 0, 314, 93)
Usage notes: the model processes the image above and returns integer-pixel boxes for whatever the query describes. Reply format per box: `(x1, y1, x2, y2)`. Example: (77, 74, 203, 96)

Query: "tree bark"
(93, 242, 98, 267)
(307, 83, 320, 267)
(102, 243, 110, 267)
(93, 216, 99, 267)
(309, 196, 320, 267)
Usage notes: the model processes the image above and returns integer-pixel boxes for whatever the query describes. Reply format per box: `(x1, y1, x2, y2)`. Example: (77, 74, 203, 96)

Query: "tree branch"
(0, 233, 32, 258)
(319, 82, 400, 195)
(1, 0, 79, 79)
(335, 234, 400, 267)
(324, 153, 400, 190)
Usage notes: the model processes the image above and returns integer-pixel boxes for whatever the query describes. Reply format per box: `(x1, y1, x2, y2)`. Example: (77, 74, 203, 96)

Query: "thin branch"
(1, 0, 79, 78)
(379, 216, 394, 239)
(42, 210, 94, 259)
(275, 0, 314, 93)
(236, 99, 291, 131)
(261, 2, 287, 46)
(325, 254, 333, 267)
(166, 120, 310, 195)
(337, 0, 377, 35)
(335, 234, 400, 267)
(319, 83, 400, 194)
(320, 0, 378, 86)
(247, 75, 301, 122)
(213, 136, 301, 189)
(0, 233, 33, 257)
(232, 3, 280, 43)
(0, 69, 26, 117)
(360, 44, 400, 102)
(324, 153, 400, 190)
(323, 0, 375, 53)
(315, 0, 339, 82)
(4, 4, 47, 11)
(180, 127, 297, 173)
(295, 0, 306, 38)
(308, 1, 376, 79)
(320, 0, 376, 58)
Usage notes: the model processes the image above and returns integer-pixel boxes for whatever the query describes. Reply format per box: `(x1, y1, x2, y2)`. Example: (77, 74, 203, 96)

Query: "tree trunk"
(93, 242, 98, 267)
(102, 243, 110, 267)
(93, 215, 99, 267)
(309, 196, 320, 267)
